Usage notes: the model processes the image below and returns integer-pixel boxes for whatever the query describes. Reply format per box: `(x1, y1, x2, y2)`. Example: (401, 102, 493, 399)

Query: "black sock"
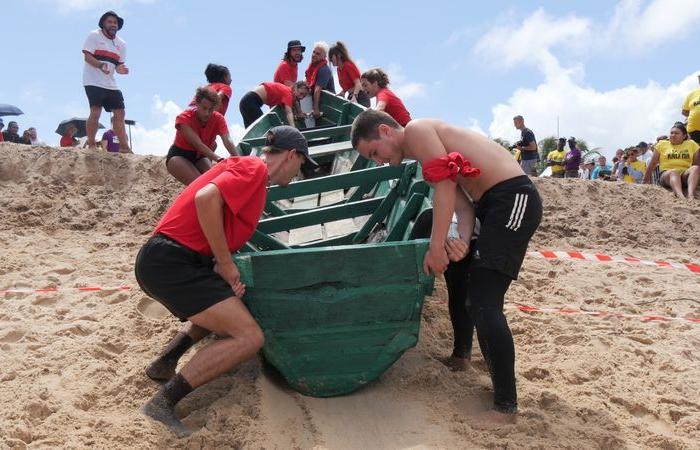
(162, 373, 193, 406)
(160, 333, 194, 362)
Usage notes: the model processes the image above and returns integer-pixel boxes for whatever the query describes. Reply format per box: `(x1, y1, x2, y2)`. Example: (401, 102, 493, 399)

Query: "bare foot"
(140, 391, 190, 437)
(439, 355, 469, 372)
(146, 357, 177, 382)
(468, 409, 517, 429)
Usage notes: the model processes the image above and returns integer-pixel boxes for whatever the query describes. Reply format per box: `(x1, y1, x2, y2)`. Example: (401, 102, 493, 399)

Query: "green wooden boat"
(236, 91, 370, 176)
(235, 161, 436, 397)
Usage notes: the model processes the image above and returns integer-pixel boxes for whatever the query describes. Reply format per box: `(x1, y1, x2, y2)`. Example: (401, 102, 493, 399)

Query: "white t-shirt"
(639, 150, 652, 166)
(82, 29, 127, 90)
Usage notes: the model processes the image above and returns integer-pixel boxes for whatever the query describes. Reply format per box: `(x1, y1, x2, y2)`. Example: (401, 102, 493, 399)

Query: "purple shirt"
(101, 129, 120, 153)
(565, 147, 581, 171)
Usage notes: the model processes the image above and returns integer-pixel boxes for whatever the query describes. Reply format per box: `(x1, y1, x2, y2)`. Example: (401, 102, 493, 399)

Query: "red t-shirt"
(60, 135, 75, 147)
(273, 60, 297, 85)
(189, 82, 233, 116)
(377, 88, 412, 126)
(262, 82, 293, 108)
(173, 108, 228, 153)
(0, 132, 4, 142)
(153, 156, 268, 256)
(337, 60, 361, 92)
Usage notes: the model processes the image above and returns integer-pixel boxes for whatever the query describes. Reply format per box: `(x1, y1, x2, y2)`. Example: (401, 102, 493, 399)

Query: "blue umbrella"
(55, 118, 105, 139)
(0, 104, 24, 117)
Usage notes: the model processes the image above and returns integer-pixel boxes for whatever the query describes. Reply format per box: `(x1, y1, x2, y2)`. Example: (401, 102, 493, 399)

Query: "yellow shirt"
(656, 139, 699, 173)
(547, 150, 566, 173)
(513, 149, 521, 162)
(683, 88, 700, 133)
(623, 159, 646, 183)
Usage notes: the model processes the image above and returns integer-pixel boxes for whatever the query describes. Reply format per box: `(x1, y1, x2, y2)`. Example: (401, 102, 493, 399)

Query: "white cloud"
(466, 117, 487, 136)
(487, 55, 698, 155)
(473, 9, 590, 69)
(472, 1, 700, 68)
(606, 0, 700, 52)
(385, 63, 425, 100)
(129, 95, 246, 156)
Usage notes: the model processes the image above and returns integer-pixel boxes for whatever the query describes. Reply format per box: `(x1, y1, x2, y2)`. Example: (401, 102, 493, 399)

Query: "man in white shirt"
(82, 11, 131, 152)
(637, 141, 652, 166)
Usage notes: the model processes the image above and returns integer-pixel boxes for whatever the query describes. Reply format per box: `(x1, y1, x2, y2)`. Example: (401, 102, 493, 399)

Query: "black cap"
(99, 11, 124, 30)
(266, 125, 318, 168)
(287, 40, 306, 52)
(637, 141, 648, 148)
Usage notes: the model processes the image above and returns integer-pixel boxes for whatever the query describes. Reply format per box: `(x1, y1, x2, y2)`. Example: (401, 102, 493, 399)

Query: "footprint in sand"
(136, 297, 169, 320)
(0, 329, 26, 343)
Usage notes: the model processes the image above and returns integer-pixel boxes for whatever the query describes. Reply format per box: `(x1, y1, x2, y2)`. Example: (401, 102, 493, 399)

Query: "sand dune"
(1, 142, 699, 449)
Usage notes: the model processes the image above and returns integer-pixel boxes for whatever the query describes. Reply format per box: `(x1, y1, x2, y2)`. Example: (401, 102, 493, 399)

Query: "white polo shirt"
(82, 29, 127, 90)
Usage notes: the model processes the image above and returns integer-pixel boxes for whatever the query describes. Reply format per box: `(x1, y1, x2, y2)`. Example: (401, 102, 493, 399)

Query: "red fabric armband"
(422, 152, 481, 182)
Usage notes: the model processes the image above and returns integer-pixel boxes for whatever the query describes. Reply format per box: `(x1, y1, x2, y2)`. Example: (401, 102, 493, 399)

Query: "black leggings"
(444, 264, 517, 414)
(239, 91, 264, 128)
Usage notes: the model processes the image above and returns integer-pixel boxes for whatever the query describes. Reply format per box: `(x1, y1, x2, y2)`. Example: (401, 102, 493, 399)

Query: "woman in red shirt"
(189, 64, 233, 116)
(329, 41, 369, 107)
(239, 80, 310, 128)
(361, 68, 412, 126)
(167, 87, 239, 186)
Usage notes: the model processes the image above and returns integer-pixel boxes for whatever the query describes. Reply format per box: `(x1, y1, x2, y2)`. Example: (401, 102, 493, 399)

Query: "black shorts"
(470, 175, 542, 280)
(134, 234, 234, 321)
(166, 145, 206, 164)
(84, 85, 125, 112)
(690, 130, 700, 145)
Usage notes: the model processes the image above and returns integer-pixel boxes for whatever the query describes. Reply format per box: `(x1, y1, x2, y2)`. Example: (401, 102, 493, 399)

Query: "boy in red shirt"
(167, 87, 239, 186)
(137, 125, 318, 437)
(351, 110, 542, 427)
(361, 68, 412, 126)
(273, 40, 305, 86)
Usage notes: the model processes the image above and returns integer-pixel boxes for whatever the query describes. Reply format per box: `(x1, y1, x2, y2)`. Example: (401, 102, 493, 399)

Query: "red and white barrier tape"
(526, 250, 700, 274)
(0, 285, 132, 295)
(509, 303, 700, 325)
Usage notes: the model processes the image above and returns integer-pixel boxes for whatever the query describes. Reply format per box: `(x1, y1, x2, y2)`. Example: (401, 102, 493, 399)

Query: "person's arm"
(336, 89, 347, 97)
(284, 105, 298, 127)
(220, 133, 240, 156)
(179, 124, 220, 161)
(82, 51, 110, 74)
(313, 86, 323, 118)
(643, 151, 659, 183)
(405, 123, 454, 275)
(194, 184, 244, 296)
(350, 78, 362, 103)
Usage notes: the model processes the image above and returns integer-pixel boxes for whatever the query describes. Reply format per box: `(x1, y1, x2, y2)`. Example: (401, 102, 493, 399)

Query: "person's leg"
(141, 297, 264, 436)
(660, 170, 684, 197)
(166, 156, 204, 186)
(467, 268, 517, 421)
(111, 108, 131, 153)
(86, 105, 102, 148)
(146, 323, 211, 381)
(682, 166, 699, 200)
(442, 256, 474, 371)
(239, 92, 264, 128)
(194, 157, 212, 175)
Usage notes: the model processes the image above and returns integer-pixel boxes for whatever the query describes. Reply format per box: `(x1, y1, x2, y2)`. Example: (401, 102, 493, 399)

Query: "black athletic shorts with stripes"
(469, 175, 542, 280)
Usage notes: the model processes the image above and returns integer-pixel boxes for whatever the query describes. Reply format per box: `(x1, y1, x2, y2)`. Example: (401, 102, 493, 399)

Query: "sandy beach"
(1, 142, 699, 449)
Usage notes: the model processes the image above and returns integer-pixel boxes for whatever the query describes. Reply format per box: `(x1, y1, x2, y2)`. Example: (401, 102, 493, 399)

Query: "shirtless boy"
(351, 110, 542, 425)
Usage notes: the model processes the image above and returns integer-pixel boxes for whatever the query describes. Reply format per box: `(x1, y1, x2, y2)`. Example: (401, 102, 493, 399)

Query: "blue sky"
(2, 0, 699, 156)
